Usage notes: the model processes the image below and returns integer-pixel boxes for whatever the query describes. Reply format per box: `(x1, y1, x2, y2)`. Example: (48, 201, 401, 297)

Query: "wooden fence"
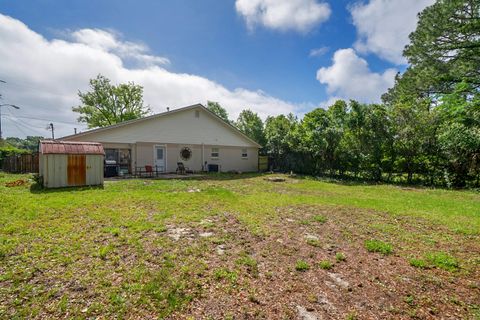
(258, 156, 269, 172)
(1, 153, 39, 173)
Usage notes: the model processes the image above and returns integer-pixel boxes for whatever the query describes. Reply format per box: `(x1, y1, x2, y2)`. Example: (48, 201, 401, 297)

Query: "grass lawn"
(0, 172, 479, 319)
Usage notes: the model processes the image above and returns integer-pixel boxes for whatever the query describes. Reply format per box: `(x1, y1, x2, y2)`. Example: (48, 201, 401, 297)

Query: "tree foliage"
(219, 1, 478, 187)
(73, 75, 150, 128)
(207, 101, 231, 124)
(236, 109, 266, 146)
(4, 136, 43, 152)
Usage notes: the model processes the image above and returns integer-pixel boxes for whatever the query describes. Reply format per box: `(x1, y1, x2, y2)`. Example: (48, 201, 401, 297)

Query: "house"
(61, 104, 261, 175)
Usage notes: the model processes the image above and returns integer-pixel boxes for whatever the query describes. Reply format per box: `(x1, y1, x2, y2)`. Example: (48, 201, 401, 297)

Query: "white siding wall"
(132, 143, 258, 173)
(205, 145, 258, 172)
(64, 106, 260, 174)
(66, 107, 257, 147)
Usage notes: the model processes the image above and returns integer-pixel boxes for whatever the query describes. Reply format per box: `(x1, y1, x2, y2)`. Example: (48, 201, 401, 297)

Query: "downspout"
(201, 143, 205, 171)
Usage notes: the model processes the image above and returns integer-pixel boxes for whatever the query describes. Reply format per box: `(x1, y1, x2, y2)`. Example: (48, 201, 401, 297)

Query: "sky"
(0, 0, 434, 138)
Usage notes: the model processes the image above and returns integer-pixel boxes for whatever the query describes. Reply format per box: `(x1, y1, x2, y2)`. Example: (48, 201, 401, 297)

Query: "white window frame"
(211, 147, 219, 159)
(241, 148, 248, 159)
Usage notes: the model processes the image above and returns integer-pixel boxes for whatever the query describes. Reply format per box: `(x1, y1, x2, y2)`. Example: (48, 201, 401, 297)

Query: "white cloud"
(235, 0, 331, 33)
(316, 48, 397, 102)
(309, 46, 329, 57)
(71, 28, 170, 66)
(0, 14, 299, 138)
(350, 0, 434, 64)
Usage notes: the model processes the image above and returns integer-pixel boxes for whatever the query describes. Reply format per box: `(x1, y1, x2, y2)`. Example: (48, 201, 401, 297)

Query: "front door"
(154, 146, 166, 172)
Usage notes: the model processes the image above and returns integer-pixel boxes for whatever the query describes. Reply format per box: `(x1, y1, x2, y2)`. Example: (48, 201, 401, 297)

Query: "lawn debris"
(5, 179, 28, 187)
(264, 177, 286, 182)
(296, 305, 319, 320)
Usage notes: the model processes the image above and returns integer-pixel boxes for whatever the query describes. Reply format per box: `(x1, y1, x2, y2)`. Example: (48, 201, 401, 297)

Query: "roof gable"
(62, 104, 261, 148)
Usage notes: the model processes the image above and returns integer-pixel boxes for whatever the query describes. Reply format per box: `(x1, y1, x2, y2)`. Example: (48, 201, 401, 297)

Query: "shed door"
(67, 155, 86, 186)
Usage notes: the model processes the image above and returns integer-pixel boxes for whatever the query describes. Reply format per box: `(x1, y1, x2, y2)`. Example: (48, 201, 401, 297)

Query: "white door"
(154, 146, 166, 172)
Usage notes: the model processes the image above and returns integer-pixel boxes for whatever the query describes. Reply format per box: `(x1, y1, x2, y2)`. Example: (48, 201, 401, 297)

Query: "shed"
(39, 140, 104, 188)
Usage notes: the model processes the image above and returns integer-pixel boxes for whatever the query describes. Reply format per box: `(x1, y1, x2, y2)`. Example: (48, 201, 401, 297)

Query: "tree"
(207, 101, 231, 124)
(236, 109, 266, 146)
(436, 82, 480, 187)
(4, 136, 43, 152)
(388, 0, 480, 102)
(73, 75, 150, 128)
(264, 114, 299, 170)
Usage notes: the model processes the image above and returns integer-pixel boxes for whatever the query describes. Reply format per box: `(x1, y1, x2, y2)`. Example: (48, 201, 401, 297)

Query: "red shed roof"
(40, 140, 104, 155)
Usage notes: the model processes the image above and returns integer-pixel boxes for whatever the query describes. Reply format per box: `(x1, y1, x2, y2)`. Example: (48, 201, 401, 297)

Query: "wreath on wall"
(180, 147, 192, 161)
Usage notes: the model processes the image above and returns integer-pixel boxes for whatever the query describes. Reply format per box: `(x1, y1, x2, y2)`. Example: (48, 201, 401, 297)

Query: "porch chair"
(176, 162, 187, 175)
(145, 165, 154, 177)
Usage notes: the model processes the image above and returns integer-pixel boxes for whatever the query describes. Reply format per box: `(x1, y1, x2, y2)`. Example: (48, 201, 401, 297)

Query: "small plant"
(409, 258, 427, 269)
(345, 311, 357, 320)
(236, 254, 258, 276)
(319, 260, 333, 270)
(98, 245, 112, 260)
(306, 238, 321, 247)
(295, 260, 310, 271)
(404, 294, 415, 306)
(58, 295, 68, 313)
(335, 252, 346, 262)
(365, 239, 393, 255)
(425, 252, 459, 271)
(214, 268, 238, 284)
(313, 214, 327, 223)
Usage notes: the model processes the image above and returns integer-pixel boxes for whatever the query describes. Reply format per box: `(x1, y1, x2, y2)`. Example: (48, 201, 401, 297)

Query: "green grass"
(313, 214, 327, 223)
(409, 252, 459, 271)
(365, 239, 393, 255)
(0, 172, 478, 318)
(409, 258, 428, 269)
(425, 252, 459, 271)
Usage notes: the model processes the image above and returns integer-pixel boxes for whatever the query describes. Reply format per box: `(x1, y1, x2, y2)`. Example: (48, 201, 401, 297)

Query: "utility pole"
(47, 123, 55, 140)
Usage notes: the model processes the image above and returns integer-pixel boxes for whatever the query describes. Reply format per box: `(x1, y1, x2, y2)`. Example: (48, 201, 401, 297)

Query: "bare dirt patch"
(169, 207, 480, 319)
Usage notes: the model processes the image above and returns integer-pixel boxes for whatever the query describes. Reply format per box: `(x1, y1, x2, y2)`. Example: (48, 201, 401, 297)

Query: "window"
(211, 147, 219, 158)
(241, 148, 248, 158)
(195, 110, 200, 118)
(156, 148, 164, 160)
(180, 147, 192, 161)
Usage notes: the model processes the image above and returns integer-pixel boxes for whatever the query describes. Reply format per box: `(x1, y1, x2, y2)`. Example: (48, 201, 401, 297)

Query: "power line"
(2, 114, 80, 125)
(5, 117, 29, 137)
(3, 112, 47, 136)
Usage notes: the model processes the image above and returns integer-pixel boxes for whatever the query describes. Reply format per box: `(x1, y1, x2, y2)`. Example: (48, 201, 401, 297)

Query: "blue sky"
(0, 0, 433, 138)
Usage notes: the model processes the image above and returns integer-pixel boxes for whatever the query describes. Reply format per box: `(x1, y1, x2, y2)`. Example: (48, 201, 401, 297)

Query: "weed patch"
(295, 260, 310, 271)
(319, 260, 333, 270)
(365, 239, 393, 255)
